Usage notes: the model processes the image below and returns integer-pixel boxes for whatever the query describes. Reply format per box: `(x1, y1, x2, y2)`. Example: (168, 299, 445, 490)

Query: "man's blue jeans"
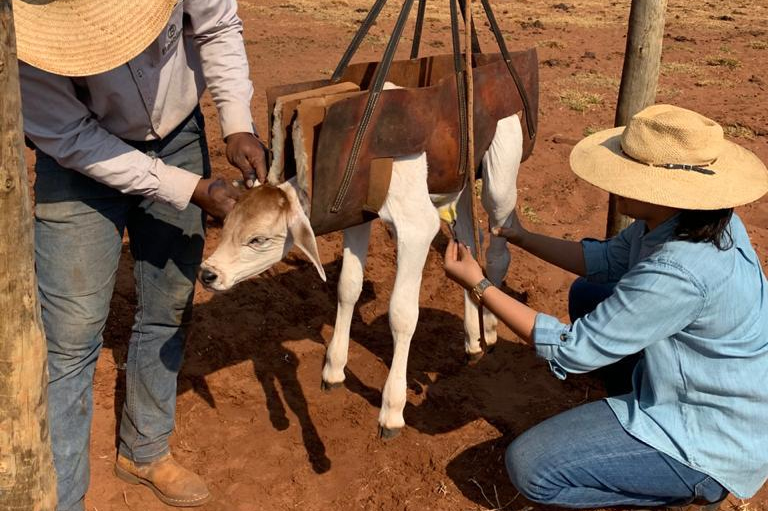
(34, 111, 209, 511)
(505, 278, 728, 508)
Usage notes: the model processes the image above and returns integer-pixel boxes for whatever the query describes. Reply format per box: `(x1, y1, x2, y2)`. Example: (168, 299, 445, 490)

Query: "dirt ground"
(29, 0, 768, 509)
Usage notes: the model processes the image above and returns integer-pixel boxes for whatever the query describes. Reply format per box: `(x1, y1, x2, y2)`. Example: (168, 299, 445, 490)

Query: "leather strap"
(457, 0, 482, 54)
(362, 157, 394, 213)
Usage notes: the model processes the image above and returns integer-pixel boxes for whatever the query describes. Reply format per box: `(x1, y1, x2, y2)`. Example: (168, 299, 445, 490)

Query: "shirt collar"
(638, 213, 680, 245)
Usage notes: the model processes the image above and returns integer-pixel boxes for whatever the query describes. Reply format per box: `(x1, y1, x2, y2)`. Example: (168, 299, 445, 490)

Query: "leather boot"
(114, 453, 211, 507)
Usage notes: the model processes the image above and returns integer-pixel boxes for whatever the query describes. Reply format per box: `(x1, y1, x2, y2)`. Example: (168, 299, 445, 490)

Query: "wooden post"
(0, 1, 58, 509)
(606, 0, 667, 237)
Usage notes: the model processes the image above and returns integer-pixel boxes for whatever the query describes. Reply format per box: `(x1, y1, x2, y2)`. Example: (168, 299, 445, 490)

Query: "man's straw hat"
(570, 104, 768, 210)
(13, 0, 177, 77)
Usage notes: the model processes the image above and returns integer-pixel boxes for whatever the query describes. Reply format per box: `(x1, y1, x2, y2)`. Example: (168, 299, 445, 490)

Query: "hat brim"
(570, 127, 768, 210)
(13, 0, 177, 77)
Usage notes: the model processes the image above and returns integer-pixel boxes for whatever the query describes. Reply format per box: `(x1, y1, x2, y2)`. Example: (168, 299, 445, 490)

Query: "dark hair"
(674, 208, 734, 250)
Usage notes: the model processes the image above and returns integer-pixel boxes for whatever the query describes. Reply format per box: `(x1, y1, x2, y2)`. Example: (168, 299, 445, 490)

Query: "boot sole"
(114, 463, 212, 507)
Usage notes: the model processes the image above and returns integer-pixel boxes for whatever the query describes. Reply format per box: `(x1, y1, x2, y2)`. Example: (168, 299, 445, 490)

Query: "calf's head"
(199, 182, 325, 291)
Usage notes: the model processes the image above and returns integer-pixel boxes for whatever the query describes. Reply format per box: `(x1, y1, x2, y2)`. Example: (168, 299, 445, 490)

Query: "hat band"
(652, 162, 716, 175)
(620, 149, 717, 176)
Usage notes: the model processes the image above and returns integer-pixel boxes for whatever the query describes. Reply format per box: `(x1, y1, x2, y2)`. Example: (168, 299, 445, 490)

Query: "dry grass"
(705, 56, 741, 69)
(694, 78, 735, 88)
(656, 86, 682, 98)
(723, 123, 757, 140)
(748, 40, 768, 50)
(566, 71, 620, 90)
(558, 90, 604, 112)
(582, 126, 606, 137)
(537, 39, 566, 49)
(661, 61, 704, 76)
(520, 204, 541, 224)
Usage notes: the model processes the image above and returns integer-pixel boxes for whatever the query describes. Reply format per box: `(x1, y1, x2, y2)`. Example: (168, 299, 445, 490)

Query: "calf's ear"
(279, 182, 326, 282)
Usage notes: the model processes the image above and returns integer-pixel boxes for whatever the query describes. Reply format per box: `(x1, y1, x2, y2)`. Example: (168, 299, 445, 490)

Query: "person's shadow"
(103, 225, 602, 504)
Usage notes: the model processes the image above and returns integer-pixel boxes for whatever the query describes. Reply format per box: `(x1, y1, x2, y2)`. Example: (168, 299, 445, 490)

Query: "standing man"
(13, 0, 267, 509)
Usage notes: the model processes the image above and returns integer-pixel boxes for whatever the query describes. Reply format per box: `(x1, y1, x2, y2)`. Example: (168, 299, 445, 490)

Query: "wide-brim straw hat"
(570, 104, 768, 210)
(13, 0, 177, 77)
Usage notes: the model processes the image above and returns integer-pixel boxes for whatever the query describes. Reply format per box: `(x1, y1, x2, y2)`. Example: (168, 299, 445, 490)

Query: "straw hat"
(13, 0, 177, 77)
(570, 104, 768, 210)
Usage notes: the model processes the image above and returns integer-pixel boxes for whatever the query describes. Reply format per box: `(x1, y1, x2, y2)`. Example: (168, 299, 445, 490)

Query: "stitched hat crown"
(620, 105, 724, 167)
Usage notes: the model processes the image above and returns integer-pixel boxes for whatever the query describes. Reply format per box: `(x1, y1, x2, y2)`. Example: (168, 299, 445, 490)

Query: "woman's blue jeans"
(505, 278, 728, 508)
(34, 111, 209, 511)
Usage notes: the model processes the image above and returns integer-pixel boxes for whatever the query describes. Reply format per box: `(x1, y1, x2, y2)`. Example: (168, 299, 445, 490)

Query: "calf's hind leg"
(321, 222, 372, 390)
(377, 153, 440, 438)
(456, 114, 524, 360)
(480, 114, 523, 351)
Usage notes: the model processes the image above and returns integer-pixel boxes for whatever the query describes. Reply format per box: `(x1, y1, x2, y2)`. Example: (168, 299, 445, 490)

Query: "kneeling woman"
(444, 105, 768, 508)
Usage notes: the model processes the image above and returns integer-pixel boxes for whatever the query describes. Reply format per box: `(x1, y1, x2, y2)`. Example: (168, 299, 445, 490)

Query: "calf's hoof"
(377, 426, 402, 441)
(320, 380, 344, 392)
(486, 343, 496, 354)
(465, 351, 484, 366)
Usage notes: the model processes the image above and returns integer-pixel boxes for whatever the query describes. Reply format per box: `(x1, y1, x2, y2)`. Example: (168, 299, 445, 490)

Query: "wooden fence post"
(0, 1, 58, 509)
(606, 0, 668, 237)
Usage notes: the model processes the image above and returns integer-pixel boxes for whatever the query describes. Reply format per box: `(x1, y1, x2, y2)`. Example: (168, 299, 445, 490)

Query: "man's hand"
(443, 239, 485, 290)
(225, 132, 267, 187)
(191, 178, 242, 221)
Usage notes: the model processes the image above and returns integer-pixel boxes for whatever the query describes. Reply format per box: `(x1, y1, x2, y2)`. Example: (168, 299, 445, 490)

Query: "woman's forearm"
(478, 286, 538, 343)
(513, 231, 587, 276)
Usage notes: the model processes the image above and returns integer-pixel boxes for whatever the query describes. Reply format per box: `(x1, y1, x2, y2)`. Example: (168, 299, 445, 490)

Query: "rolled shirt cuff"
(581, 238, 610, 282)
(533, 312, 572, 380)
(154, 161, 202, 210)
(219, 103, 255, 139)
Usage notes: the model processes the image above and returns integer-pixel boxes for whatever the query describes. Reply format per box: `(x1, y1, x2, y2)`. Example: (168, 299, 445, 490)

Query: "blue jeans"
(506, 401, 728, 508)
(35, 111, 209, 511)
(504, 279, 728, 508)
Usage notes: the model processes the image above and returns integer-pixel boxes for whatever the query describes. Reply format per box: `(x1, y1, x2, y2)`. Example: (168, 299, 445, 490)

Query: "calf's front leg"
(321, 222, 372, 390)
(377, 153, 439, 438)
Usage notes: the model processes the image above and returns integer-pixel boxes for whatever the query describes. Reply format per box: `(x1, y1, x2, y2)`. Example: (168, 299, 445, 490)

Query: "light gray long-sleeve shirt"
(20, 0, 254, 210)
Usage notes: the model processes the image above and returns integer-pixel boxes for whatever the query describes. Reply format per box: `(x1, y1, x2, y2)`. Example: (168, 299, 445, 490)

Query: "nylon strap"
(410, 0, 427, 59)
(331, 0, 389, 82)
(478, 0, 536, 140)
(449, 0, 469, 175)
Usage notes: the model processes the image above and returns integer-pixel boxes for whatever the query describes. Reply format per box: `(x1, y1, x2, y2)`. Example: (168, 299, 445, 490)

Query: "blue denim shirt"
(533, 214, 768, 498)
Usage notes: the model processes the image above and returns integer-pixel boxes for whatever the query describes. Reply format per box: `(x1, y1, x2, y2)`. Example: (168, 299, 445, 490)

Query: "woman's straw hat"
(570, 104, 768, 210)
(13, 0, 177, 77)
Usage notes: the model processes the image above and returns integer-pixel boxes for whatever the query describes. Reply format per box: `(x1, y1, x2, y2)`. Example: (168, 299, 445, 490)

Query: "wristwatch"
(470, 278, 493, 305)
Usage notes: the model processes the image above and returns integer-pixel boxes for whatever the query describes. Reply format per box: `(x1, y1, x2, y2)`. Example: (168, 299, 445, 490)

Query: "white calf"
(199, 114, 522, 438)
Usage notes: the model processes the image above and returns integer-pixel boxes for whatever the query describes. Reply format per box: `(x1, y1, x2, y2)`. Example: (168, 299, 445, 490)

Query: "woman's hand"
(443, 239, 485, 290)
(492, 210, 527, 246)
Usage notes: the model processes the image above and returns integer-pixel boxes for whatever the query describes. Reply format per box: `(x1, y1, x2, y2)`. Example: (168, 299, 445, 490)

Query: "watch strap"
(471, 278, 493, 304)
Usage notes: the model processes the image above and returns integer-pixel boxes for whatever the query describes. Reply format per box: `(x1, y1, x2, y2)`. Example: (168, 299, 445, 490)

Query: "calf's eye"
(248, 236, 269, 246)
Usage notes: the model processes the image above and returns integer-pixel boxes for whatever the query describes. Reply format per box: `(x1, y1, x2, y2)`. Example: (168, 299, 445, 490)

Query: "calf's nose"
(200, 268, 218, 285)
